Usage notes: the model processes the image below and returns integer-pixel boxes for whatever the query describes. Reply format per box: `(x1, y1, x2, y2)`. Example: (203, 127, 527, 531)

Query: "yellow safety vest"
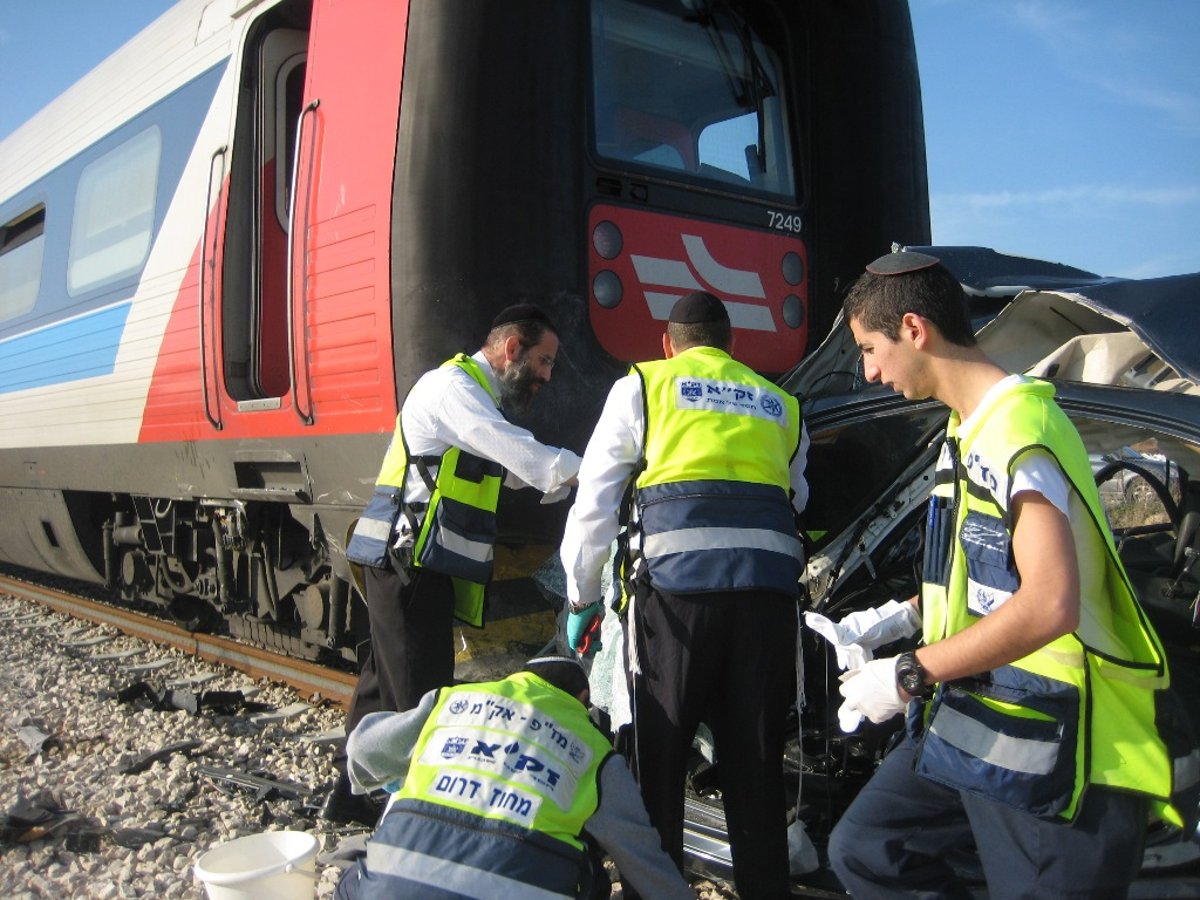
(916, 376, 1179, 823)
(624, 346, 804, 599)
(355, 673, 615, 898)
(345, 354, 503, 626)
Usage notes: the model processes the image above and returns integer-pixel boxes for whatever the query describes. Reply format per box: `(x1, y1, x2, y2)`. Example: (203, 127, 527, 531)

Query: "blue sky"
(1, 1, 1196, 279)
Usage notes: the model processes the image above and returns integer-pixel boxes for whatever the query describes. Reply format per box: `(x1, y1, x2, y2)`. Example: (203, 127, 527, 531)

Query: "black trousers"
(828, 730, 1147, 899)
(623, 585, 798, 900)
(345, 562, 457, 738)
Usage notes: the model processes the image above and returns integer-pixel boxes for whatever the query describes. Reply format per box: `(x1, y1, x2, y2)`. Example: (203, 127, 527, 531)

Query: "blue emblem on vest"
(440, 736, 468, 758)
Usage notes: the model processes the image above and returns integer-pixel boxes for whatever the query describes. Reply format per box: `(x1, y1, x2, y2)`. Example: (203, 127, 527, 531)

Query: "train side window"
(67, 126, 161, 295)
(0, 205, 46, 322)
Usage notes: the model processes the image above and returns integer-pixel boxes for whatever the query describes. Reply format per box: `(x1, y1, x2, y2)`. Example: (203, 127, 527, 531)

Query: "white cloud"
(1009, 1, 1200, 134)
(938, 184, 1200, 213)
(1090, 75, 1200, 135)
(930, 183, 1200, 277)
(1014, 0, 1088, 43)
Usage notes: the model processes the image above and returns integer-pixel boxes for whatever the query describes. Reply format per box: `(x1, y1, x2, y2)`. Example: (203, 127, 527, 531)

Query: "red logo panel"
(588, 205, 808, 374)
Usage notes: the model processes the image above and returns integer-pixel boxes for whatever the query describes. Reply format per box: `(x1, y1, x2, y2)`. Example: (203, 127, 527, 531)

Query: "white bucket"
(193, 830, 319, 900)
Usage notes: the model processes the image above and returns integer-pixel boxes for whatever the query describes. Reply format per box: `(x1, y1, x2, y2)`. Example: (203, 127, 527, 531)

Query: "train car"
(0, 0, 929, 667)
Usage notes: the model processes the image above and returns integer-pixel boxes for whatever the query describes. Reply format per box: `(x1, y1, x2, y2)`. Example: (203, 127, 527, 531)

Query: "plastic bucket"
(193, 830, 319, 900)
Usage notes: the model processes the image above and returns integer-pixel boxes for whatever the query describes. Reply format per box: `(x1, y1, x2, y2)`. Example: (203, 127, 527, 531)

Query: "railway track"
(0, 571, 356, 707)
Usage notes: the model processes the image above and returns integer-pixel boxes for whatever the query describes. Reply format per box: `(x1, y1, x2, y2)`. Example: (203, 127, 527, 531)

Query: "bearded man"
(322, 304, 582, 825)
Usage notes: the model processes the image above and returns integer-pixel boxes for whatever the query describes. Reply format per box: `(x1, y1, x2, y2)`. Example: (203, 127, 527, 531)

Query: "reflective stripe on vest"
(633, 347, 803, 596)
(359, 673, 613, 897)
(916, 377, 1173, 821)
(361, 802, 581, 900)
(345, 486, 404, 568)
(347, 354, 502, 625)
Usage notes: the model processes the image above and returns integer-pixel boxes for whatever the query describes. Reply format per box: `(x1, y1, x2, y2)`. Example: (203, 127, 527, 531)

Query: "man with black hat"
(326, 304, 582, 824)
(334, 656, 695, 900)
(822, 251, 1180, 897)
(560, 290, 809, 898)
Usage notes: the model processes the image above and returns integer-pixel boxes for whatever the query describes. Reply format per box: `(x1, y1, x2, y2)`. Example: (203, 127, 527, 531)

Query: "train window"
(67, 126, 161, 295)
(275, 56, 307, 228)
(591, 0, 797, 201)
(0, 205, 45, 322)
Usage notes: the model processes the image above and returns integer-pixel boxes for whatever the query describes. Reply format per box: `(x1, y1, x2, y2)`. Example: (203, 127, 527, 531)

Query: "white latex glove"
(837, 656, 907, 732)
(805, 599, 921, 671)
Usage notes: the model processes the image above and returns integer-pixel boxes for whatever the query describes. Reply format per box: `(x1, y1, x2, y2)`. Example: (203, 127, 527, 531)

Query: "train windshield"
(591, 0, 797, 202)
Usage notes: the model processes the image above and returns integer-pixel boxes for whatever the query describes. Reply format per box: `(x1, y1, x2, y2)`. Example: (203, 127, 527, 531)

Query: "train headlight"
(592, 221, 623, 260)
(593, 270, 623, 309)
(783, 294, 805, 329)
(782, 251, 804, 286)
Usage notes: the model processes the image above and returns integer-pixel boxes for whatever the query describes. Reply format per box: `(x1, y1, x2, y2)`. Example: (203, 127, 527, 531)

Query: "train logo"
(631, 234, 775, 333)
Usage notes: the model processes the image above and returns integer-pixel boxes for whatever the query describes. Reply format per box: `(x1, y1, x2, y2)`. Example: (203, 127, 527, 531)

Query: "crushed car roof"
(785, 246, 1200, 397)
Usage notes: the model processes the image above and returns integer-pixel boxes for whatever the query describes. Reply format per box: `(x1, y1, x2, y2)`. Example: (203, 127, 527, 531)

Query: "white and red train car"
(0, 0, 929, 664)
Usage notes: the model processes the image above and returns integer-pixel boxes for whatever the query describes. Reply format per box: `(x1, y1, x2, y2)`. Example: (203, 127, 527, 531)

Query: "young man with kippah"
(326, 304, 582, 824)
(334, 656, 695, 900)
(561, 291, 810, 899)
(824, 251, 1182, 898)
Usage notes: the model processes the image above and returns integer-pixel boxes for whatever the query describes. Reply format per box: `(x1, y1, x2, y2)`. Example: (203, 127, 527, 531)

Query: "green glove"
(566, 603, 603, 655)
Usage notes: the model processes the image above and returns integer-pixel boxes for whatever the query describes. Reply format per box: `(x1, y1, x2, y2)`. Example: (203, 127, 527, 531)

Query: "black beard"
(498, 355, 539, 414)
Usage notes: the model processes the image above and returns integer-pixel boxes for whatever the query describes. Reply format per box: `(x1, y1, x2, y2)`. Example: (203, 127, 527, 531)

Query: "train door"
(222, 9, 309, 408)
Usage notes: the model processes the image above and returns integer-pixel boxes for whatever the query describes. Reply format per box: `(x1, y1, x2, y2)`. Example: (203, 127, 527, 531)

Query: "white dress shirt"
(560, 369, 810, 609)
(392, 350, 581, 546)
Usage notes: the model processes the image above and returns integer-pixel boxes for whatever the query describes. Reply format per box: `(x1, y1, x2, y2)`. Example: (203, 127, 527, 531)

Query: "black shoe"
(319, 772, 382, 827)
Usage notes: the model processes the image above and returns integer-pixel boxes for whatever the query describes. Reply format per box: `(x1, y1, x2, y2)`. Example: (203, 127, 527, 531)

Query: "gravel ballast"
(0, 595, 738, 899)
(0, 595, 351, 899)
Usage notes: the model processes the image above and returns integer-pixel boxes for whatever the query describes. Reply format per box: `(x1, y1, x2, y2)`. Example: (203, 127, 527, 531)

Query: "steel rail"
(0, 573, 355, 707)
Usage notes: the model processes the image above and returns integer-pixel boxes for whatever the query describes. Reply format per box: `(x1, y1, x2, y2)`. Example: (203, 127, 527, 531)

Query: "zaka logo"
(631, 235, 776, 333)
(760, 394, 783, 418)
(680, 380, 702, 401)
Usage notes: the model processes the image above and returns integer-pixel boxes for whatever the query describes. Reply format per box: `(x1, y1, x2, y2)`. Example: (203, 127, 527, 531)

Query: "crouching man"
(334, 656, 695, 900)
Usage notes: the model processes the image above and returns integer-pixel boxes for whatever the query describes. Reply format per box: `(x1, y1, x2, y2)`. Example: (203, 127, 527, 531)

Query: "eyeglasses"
(535, 352, 557, 370)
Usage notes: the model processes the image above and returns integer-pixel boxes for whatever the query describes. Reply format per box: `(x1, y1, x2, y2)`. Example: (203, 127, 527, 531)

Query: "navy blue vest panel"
(637, 479, 803, 597)
(356, 800, 586, 899)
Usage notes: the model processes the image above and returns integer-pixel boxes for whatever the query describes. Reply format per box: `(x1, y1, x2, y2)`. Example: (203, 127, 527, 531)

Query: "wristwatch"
(895, 651, 933, 699)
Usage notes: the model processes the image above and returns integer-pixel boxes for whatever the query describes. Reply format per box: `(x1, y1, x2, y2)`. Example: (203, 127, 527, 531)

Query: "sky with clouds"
(910, 0, 1200, 278)
(1, 0, 1196, 279)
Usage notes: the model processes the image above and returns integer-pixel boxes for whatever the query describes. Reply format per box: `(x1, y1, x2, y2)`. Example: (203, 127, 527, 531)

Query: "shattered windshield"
(590, 0, 797, 202)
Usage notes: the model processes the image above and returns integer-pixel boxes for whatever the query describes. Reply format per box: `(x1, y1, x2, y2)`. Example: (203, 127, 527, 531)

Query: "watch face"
(897, 654, 925, 695)
(900, 670, 923, 694)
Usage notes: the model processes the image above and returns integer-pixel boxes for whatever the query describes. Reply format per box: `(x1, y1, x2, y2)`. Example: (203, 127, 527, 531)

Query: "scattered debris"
(14, 723, 59, 755)
(196, 764, 313, 802)
(109, 681, 272, 716)
(117, 739, 204, 775)
(1, 792, 78, 844)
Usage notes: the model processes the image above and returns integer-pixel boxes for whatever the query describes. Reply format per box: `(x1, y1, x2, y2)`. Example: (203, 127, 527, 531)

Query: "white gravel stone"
(0, 595, 348, 898)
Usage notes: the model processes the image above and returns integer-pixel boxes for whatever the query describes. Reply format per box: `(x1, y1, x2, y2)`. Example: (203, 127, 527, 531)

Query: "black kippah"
(668, 291, 730, 325)
(865, 251, 940, 276)
(491, 303, 552, 329)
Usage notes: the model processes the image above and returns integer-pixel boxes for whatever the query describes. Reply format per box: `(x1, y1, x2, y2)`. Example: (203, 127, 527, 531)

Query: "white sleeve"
(345, 689, 439, 794)
(1010, 449, 1071, 517)
(560, 374, 643, 609)
(433, 371, 582, 494)
(584, 756, 695, 900)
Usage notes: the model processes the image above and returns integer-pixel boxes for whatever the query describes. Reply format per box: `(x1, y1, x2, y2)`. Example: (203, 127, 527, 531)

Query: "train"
(0, 0, 929, 668)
